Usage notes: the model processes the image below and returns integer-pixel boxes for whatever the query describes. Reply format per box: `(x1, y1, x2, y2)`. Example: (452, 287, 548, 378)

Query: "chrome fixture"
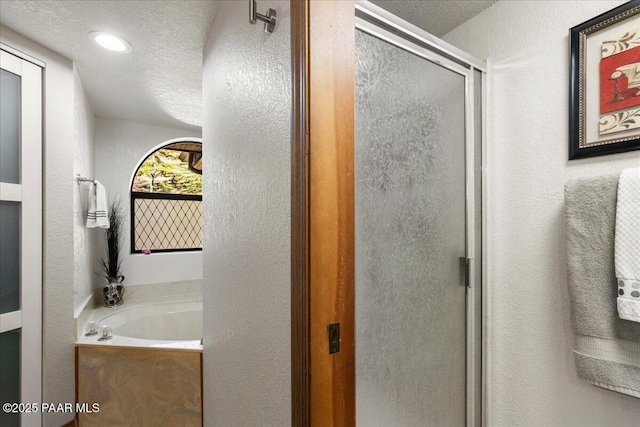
(249, 0, 276, 33)
(97, 325, 113, 341)
(76, 174, 96, 184)
(84, 322, 99, 336)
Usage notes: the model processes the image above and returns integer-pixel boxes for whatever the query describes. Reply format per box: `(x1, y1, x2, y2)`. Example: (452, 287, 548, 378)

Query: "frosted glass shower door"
(355, 29, 469, 426)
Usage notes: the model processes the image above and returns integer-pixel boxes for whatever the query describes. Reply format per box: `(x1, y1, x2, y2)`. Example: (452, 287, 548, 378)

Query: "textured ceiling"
(0, 0, 219, 131)
(0, 1, 494, 131)
(371, 0, 498, 37)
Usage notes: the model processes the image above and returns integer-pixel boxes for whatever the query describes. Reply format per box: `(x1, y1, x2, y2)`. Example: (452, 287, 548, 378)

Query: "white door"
(0, 48, 43, 427)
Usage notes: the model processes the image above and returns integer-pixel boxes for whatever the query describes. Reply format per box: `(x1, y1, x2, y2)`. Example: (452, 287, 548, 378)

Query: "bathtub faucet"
(97, 325, 113, 341)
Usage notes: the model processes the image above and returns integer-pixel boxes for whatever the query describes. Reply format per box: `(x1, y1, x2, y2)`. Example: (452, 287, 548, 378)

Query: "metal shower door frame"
(354, 2, 487, 426)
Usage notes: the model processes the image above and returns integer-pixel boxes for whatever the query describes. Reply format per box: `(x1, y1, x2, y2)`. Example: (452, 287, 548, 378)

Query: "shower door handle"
(460, 257, 475, 288)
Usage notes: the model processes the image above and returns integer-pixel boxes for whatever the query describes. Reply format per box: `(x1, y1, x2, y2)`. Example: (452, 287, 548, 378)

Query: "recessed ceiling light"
(89, 31, 132, 53)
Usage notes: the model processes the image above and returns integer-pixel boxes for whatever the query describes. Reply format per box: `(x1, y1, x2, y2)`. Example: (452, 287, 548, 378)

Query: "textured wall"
(0, 25, 77, 427)
(202, 1, 291, 425)
(444, 2, 640, 425)
(73, 66, 97, 314)
(94, 118, 202, 287)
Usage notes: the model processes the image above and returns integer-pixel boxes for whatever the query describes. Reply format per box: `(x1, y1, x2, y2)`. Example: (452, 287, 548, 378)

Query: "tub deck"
(75, 281, 203, 426)
(76, 344, 202, 427)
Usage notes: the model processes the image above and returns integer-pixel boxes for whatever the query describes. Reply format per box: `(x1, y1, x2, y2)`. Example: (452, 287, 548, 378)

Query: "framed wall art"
(569, 0, 640, 159)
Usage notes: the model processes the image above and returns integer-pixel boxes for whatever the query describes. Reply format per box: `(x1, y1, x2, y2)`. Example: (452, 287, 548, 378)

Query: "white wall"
(94, 117, 202, 287)
(202, 1, 291, 425)
(444, 2, 640, 425)
(0, 25, 76, 427)
(73, 65, 97, 314)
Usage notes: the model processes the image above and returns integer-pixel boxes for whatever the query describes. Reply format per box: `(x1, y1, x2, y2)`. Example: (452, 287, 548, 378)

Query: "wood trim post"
(291, 0, 356, 426)
(291, 0, 311, 425)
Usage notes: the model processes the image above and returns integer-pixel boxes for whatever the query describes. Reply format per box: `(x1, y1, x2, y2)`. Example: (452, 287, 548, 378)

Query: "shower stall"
(292, 1, 486, 425)
(354, 3, 485, 426)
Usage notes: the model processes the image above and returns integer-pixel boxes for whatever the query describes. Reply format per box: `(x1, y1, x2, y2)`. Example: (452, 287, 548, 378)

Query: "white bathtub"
(100, 301, 202, 341)
(76, 298, 203, 425)
(78, 299, 203, 350)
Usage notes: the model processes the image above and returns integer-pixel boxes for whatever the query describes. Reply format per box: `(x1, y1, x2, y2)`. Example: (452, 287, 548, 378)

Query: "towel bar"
(76, 174, 95, 184)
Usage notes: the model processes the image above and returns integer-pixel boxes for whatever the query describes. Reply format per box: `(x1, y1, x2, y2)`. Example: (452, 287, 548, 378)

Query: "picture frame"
(569, 0, 640, 160)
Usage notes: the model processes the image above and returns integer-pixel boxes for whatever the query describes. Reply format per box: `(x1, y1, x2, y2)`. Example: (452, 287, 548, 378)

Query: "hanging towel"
(616, 167, 640, 323)
(86, 180, 109, 228)
(566, 175, 640, 399)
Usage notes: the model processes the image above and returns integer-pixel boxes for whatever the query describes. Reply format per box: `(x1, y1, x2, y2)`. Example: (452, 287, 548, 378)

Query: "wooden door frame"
(291, 1, 356, 426)
(291, 0, 310, 424)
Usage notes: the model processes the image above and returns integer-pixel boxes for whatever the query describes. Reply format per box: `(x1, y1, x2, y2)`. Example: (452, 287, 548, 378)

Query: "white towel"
(86, 180, 110, 229)
(616, 167, 640, 323)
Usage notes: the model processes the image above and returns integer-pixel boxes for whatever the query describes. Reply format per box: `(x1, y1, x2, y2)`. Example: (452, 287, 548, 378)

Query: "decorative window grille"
(130, 141, 202, 253)
(131, 192, 202, 252)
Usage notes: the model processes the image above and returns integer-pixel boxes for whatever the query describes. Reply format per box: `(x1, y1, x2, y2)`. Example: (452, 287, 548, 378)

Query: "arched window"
(130, 140, 202, 253)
